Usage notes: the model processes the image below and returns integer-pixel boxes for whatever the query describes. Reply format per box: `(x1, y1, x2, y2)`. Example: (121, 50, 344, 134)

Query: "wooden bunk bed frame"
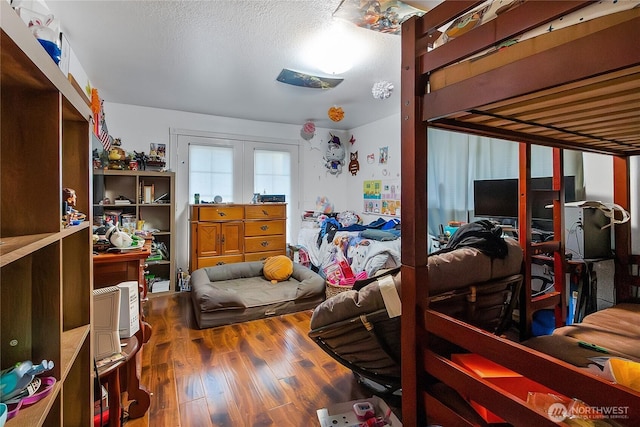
(400, 1, 640, 426)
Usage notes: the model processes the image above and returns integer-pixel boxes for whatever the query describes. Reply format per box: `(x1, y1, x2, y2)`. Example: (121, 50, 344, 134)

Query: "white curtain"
(427, 129, 584, 236)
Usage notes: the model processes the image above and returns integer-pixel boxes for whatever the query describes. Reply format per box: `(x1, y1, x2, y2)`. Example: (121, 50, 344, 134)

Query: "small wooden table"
(93, 246, 152, 424)
(97, 336, 150, 427)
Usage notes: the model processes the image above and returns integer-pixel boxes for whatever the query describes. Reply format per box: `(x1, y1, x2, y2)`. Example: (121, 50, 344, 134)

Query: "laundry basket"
(325, 281, 353, 299)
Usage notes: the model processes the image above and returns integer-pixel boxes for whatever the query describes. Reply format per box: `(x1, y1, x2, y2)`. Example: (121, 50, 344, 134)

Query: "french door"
(176, 132, 299, 243)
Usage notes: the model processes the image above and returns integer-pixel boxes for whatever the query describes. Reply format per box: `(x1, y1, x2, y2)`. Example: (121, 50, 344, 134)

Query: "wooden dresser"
(189, 203, 286, 271)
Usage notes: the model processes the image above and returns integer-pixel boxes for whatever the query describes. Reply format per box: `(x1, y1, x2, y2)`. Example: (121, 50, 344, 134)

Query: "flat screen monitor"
(473, 176, 576, 225)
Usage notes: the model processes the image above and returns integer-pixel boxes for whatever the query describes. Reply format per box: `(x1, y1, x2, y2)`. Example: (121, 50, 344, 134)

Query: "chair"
(308, 240, 523, 393)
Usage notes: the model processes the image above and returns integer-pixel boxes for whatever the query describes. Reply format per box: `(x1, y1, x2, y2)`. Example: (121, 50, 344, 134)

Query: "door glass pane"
(254, 150, 291, 201)
(189, 145, 234, 203)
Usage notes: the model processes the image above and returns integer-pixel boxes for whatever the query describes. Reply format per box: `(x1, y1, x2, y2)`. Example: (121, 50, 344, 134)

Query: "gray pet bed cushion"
(191, 261, 325, 329)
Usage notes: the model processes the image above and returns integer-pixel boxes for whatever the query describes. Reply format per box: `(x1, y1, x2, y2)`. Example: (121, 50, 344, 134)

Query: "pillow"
(360, 229, 399, 241)
(263, 255, 293, 284)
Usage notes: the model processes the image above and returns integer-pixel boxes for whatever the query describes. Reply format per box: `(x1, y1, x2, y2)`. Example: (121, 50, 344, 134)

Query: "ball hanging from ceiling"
(372, 80, 394, 100)
(328, 106, 345, 122)
(300, 121, 316, 140)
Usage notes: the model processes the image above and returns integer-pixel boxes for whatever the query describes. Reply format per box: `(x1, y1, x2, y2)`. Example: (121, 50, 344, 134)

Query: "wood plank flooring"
(123, 292, 390, 426)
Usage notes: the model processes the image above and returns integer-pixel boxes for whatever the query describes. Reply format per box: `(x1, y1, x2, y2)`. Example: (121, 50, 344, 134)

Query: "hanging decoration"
(324, 134, 346, 175)
(372, 80, 394, 100)
(91, 88, 113, 151)
(348, 151, 360, 176)
(300, 121, 316, 140)
(333, 0, 425, 35)
(328, 106, 345, 122)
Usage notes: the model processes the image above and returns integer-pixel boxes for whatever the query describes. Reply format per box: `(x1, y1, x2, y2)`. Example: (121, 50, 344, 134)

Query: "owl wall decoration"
(348, 151, 360, 176)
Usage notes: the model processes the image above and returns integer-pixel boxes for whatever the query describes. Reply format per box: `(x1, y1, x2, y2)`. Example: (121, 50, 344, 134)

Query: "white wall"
(299, 129, 351, 213)
(102, 102, 393, 270)
(102, 101, 639, 268)
(583, 153, 640, 253)
(346, 113, 402, 224)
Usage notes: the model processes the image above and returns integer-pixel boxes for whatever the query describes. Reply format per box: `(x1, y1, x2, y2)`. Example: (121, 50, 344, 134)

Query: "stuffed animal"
(349, 240, 371, 273)
(348, 151, 360, 176)
(105, 225, 133, 248)
(263, 255, 293, 284)
(325, 135, 346, 175)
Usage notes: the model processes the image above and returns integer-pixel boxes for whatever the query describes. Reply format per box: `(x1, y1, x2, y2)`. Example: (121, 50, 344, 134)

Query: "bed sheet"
(297, 228, 401, 279)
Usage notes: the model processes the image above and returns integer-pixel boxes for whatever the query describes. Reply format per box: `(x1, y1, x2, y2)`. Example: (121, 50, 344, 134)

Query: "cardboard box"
(452, 353, 562, 423)
(317, 396, 401, 427)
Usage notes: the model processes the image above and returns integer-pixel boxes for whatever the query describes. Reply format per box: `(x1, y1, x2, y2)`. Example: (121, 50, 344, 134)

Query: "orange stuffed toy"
(263, 255, 293, 284)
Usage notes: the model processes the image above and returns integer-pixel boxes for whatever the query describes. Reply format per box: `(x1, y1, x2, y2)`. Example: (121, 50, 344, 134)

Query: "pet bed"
(190, 261, 325, 329)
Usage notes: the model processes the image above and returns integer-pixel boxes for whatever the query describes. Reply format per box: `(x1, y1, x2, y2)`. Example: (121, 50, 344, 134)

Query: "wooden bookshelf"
(1, 2, 93, 425)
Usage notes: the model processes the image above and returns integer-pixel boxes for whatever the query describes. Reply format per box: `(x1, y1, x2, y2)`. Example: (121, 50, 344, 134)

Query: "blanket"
(297, 227, 401, 279)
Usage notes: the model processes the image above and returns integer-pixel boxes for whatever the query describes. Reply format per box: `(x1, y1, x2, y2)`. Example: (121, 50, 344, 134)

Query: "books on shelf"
(141, 182, 155, 204)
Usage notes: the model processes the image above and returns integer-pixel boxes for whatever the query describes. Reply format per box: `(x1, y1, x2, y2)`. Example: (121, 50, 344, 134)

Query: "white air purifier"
(117, 281, 140, 338)
(93, 286, 121, 360)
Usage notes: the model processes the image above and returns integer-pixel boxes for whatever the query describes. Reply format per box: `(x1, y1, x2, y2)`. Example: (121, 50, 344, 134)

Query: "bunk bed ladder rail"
(519, 144, 568, 338)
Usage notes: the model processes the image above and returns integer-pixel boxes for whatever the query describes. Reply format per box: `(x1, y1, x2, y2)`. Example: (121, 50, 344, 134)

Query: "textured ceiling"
(44, 0, 438, 130)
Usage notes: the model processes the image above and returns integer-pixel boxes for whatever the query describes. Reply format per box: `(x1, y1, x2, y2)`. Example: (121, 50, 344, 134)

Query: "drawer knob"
(262, 209, 268, 216)
(219, 211, 226, 217)
(260, 241, 269, 247)
(260, 225, 269, 231)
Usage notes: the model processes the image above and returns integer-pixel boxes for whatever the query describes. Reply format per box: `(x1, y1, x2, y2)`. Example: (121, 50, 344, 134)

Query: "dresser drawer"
(245, 204, 285, 220)
(244, 220, 285, 237)
(198, 205, 244, 221)
(244, 250, 285, 262)
(244, 235, 286, 253)
(196, 254, 244, 269)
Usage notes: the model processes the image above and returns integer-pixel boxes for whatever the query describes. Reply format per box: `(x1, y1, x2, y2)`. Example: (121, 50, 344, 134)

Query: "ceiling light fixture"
(304, 21, 365, 75)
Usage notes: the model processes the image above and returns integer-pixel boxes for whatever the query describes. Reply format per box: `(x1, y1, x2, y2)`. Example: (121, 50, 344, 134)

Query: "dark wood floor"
(124, 292, 387, 427)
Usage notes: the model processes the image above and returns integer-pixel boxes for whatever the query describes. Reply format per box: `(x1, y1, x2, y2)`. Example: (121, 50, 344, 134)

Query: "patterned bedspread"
(297, 228, 401, 279)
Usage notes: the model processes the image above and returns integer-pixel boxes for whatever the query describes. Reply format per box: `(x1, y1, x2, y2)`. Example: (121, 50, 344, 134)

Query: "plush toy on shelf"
(62, 187, 86, 225)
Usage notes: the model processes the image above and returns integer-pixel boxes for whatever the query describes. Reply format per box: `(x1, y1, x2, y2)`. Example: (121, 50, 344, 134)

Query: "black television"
(473, 176, 576, 228)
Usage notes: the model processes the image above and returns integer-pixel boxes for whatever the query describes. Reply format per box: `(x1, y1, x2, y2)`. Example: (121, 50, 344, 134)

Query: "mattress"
(429, 1, 640, 91)
(551, 303, 640, 361)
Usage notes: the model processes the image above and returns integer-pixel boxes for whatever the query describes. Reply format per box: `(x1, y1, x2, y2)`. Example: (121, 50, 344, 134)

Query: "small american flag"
(99, 100, 111, 150)
(100, 130, 111, 151)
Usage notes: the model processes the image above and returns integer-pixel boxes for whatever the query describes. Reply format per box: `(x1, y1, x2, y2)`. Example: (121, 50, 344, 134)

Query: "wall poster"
(363, 179, 400, 216)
